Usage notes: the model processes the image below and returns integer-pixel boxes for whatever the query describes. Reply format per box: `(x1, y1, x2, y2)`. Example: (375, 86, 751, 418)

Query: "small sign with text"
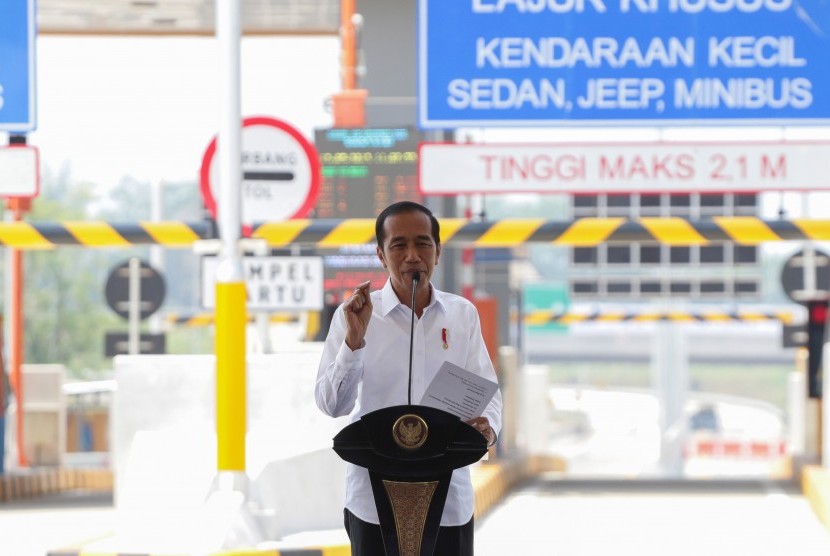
(201, 256, 324, 311)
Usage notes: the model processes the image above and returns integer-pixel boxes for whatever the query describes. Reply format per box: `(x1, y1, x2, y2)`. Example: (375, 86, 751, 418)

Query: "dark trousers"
(344, 508, 474, 556)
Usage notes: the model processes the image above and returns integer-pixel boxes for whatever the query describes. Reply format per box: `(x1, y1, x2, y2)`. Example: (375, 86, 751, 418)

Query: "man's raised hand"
(344, 281, 373, 351)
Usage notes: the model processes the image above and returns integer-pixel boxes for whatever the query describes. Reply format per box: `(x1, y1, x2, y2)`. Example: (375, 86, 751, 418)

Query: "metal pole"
(824, 344, 830, 467)
(6, 136, 32, 468)
(802, 193, 827, 464)
(652, 322, 688, 478)
(210, 2, 262, 544)
(340, 0, 357, 90)
(6, 200, 28, 467)
(149, 180, 164, 335)
(788, 369, 806, 457)
(0, 316, 5, 473)
(462, 201, 475, 301)
(215, 0, 246, 475)
(128, 258, 141, 355)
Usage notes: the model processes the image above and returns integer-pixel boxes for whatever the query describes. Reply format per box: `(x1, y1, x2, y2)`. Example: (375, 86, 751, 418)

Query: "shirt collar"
(380, 278, 446, 316)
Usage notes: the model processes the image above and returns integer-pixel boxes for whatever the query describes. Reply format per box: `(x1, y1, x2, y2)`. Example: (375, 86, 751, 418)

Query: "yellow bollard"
(215, 281, 247, 472)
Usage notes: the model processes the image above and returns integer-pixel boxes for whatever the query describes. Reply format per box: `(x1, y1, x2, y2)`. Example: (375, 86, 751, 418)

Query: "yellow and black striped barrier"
(0, 220, 212, 249)
(167, 309, 796, 328)
(165, 312, 301, 327)
(523, 309, 797, 326)
(254, 217, 830, 247)
(47, 546, 345, 556)
(1, 217, 830, 249)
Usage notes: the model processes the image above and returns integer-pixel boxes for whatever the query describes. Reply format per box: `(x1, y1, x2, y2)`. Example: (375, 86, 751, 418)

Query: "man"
(315, 201, 502, 555)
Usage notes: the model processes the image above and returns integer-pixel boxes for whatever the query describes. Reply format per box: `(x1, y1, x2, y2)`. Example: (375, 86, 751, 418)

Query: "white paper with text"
(419, 361, 498, 420)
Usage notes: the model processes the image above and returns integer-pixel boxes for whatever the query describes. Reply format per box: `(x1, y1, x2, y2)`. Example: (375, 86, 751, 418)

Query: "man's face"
(376, 210, 441, 295)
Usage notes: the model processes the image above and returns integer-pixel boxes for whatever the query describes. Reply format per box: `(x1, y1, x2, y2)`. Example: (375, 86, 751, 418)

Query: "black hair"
(375, 201, 441, 248)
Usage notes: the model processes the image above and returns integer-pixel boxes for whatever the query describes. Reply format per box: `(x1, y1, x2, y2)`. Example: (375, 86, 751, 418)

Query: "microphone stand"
(408, 272, 420, 405)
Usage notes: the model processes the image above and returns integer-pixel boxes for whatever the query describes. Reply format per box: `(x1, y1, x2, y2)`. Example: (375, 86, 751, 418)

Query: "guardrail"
(164, 312, 301, 327)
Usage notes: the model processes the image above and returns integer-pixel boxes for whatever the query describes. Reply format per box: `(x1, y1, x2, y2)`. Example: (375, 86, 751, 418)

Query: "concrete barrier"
(32, 343, 565, 555)
(110, 348, 349, 541)
(472, 455, 567, 520)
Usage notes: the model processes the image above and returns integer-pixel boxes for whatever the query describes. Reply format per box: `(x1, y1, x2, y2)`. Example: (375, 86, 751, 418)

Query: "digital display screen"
(313, 127, 423, 218)
(313, 127, 426, 298)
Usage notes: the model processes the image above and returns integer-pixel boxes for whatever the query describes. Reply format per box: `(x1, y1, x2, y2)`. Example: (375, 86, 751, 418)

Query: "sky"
(10, 34, 830, 222)
(26, 35, 339, 194)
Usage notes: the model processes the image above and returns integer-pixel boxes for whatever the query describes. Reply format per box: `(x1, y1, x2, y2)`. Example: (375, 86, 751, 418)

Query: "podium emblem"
(392, 414, 428, 450)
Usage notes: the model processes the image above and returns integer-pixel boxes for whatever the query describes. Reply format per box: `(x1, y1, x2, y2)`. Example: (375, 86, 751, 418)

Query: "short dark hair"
(375, 201, 440, 247)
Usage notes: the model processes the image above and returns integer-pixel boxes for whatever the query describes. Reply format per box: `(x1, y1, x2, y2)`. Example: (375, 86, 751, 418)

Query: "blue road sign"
(418, 0, 830, 128)
(0, 0, 36, 132)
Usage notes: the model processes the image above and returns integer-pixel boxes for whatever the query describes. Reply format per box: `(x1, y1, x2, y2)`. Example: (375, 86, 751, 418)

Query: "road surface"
(475, 477, 830, 556)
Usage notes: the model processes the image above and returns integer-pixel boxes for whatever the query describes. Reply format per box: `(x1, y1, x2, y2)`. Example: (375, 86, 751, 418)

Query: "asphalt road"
(5, 479, 829, 556)
(0, 387, 815, 555)
(475, 477, 830, 556)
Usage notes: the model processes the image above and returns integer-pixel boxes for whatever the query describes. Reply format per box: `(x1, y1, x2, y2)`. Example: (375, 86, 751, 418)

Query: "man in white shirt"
(315, 201, 502, 555)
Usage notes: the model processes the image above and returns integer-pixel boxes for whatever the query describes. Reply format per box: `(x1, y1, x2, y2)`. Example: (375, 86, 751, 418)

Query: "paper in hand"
(419, 361, 498, 420)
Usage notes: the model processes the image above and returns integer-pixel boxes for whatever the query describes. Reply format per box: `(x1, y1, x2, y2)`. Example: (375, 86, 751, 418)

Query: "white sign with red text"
(200, 116, 320, 230)
(418, 141, 830, 194)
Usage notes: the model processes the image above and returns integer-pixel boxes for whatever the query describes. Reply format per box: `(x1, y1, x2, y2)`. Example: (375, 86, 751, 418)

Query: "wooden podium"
(333, 405, 488, 556)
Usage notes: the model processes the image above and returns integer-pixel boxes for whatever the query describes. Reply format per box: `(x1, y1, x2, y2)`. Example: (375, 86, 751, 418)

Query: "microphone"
(407, 272, 421, 405)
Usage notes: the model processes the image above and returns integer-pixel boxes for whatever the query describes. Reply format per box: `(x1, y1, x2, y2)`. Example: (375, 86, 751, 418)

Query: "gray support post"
(149, 180, 164, 335)
(128, 257, 141, 356)
(823, 343, 830, 468)
(498, 346, 519, 455)
(520, 365, 549, 455)
(788, 370, 806, 457)
(651, 322, 689, 478)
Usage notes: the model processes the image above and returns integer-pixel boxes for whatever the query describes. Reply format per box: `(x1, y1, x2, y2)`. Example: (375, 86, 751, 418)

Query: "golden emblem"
(392, 414, 428, 450)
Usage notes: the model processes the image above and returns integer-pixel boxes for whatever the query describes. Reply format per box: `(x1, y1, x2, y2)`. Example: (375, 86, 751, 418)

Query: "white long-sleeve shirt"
(315, 279, 503, 526)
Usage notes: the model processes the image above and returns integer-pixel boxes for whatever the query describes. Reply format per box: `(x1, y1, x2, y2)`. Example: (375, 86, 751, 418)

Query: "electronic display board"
(313, 127, 423, 218)
(313, 127, 425, 296)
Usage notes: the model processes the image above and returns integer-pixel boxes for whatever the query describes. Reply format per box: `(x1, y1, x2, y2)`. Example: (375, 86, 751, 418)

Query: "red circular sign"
(199, 116, 321, 228)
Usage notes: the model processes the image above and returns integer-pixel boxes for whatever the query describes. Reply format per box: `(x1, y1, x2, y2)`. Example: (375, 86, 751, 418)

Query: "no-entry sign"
(200, 116, 321, 228)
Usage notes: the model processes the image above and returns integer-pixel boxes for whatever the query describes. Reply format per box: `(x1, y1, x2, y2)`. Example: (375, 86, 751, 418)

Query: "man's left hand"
(465, 416, 496, 447)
